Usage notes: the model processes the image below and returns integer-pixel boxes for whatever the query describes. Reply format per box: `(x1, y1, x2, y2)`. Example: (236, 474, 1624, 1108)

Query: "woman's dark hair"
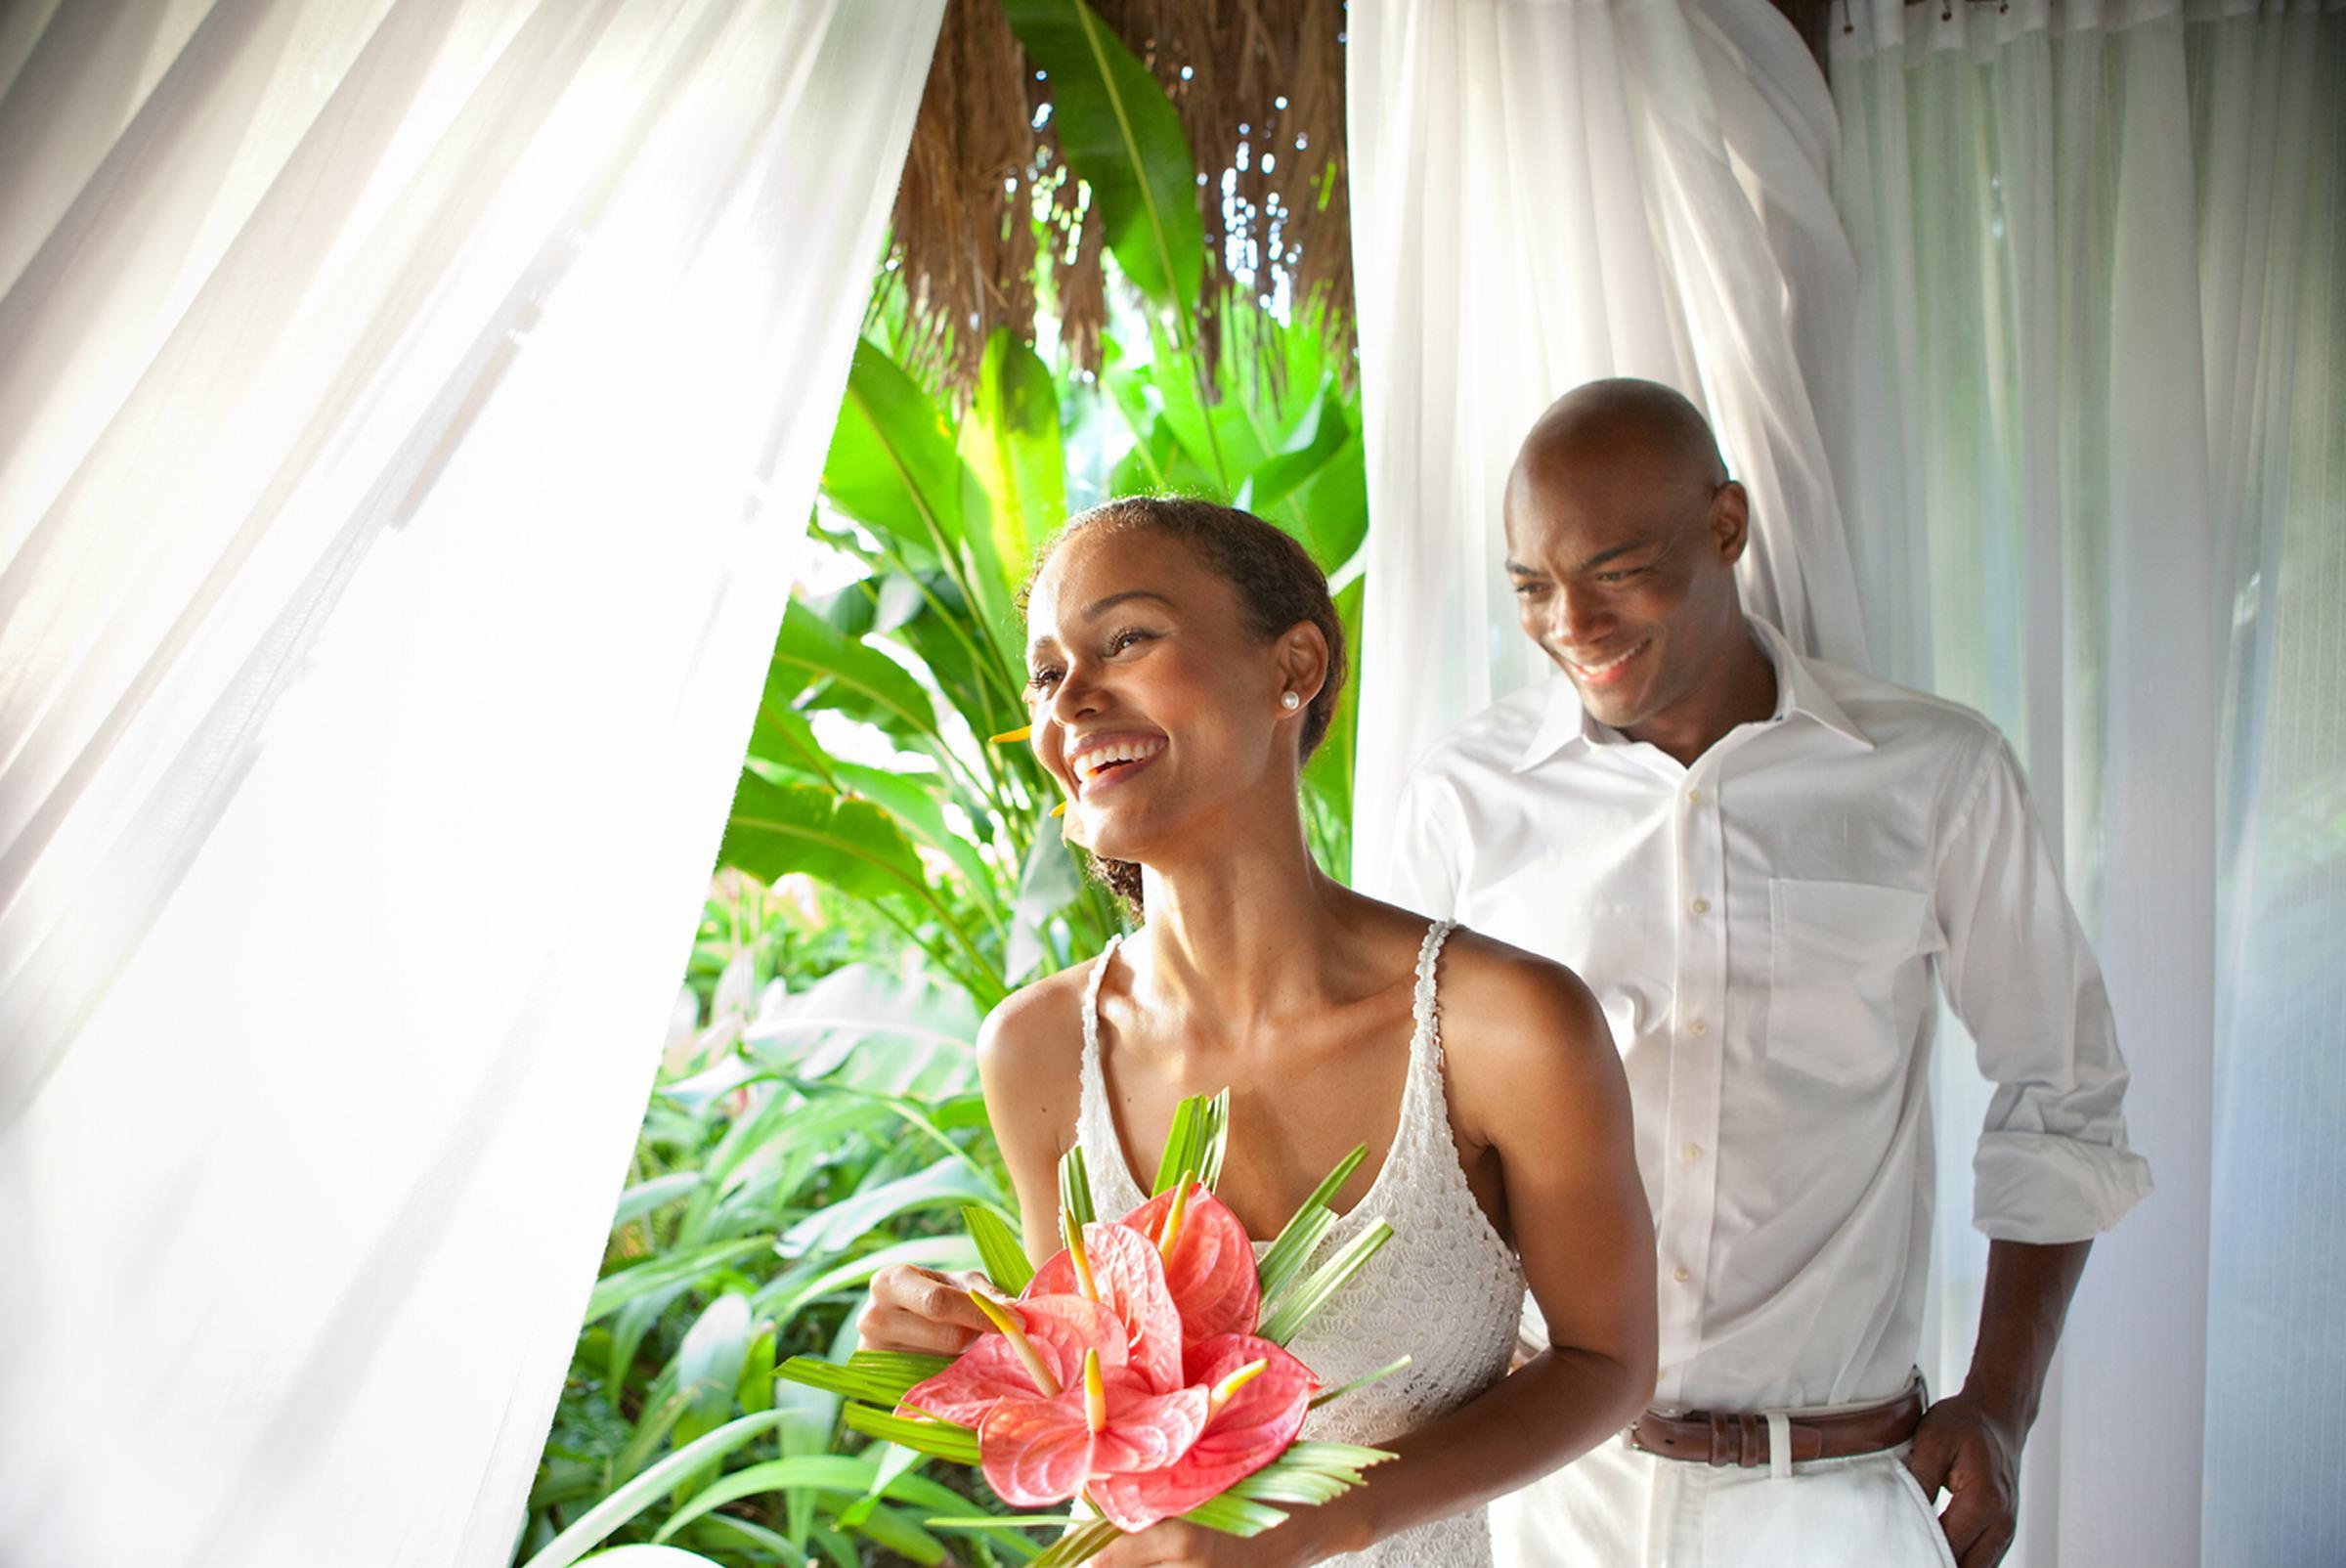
(1019, 497, 1349, 911)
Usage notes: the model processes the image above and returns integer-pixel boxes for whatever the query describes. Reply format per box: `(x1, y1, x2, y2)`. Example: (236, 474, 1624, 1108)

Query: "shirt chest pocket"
(1765, 879, 1937, 1088)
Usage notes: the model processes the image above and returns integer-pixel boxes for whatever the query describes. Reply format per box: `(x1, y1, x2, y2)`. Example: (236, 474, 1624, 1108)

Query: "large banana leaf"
(717, 773, 930, 909)
(959, 328, 1065, 604)
(1238, 381, 1369, 571)
(1001, 0, 1203, 315)
(826, 340, 1022, 681)
(827, 762, 996, 909)
(760, 600, 935, 745)
(822, 341, 966, 569)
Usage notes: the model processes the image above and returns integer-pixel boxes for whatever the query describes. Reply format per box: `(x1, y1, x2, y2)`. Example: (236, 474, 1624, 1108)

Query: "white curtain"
(1346, 0, 1873, 895)
(1832, 0, 2346, 1561)
(0, 1, 940, 1563)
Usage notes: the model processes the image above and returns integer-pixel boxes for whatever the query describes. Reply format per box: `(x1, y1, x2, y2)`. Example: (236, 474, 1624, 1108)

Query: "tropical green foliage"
(514, 899, 1033, 1566)
(518, 2, 1367, 1560)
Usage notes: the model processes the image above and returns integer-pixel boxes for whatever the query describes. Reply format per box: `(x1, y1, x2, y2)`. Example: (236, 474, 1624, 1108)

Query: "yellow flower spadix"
(1207, 1357, 1271, 1418)
(1157, 1171, 1196, 1261)
(1063, 1206, 1100, 1302)
(1083, 1347, 1108, 1434)
(969, 1290, 1062, 1398)
(988, 724, 1032, 745)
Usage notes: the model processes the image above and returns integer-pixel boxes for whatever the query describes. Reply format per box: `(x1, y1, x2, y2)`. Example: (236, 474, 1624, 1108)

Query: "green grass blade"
(1150, 1097, 1200, 1196)
(1254, 1143, 1365, 1298)
(963, 1203, 1035, 1294)
(1195, 1087, 1231, 1189)
(841, 1404, 982, 1465)
(776, 1350, 950, 1408)
(1309, 1354, 1412, 1410)
(1256, 1221, 1395, 1345)
(1220, 1441, 1398, 1506)
(1059, 1145, 1095, 1229)
(1225, 1470, 1348, 1505)
(837, 1498, 949, 1564)
(585, 1237, 773, 1324)
(1179, 1493, 1291, 1536)
(657, 1457, 883, 1541)
(515, 1410, 786, 1568)
(1028, 1520, 1126, 1566)
(1253, 1202, 1335, 1304)
(1264, 1441, 1399, 1473)
(685, 1514, 803, 1563)
(1150, 1089, 1232, 1195)
(1296, 1143, 1368, 1219)
(924, 1516, 1079, 1531)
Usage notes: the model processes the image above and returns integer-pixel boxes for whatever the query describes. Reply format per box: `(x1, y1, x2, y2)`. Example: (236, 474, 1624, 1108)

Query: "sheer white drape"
(1833, 0, 2346, 1561)
(0, 2, 940, 1563)
(1346, 0, 1873, 895)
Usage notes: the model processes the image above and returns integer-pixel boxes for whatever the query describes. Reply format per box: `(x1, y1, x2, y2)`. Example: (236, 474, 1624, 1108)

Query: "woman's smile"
(1066, 730, 1168, 796)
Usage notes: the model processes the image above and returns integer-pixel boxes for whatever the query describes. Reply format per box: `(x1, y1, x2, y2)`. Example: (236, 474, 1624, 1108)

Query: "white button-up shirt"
(1384, 618, 2152, 1411)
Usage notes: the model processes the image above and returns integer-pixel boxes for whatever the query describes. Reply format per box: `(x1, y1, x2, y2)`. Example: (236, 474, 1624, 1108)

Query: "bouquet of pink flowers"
(782, 1091, 1407, 1564)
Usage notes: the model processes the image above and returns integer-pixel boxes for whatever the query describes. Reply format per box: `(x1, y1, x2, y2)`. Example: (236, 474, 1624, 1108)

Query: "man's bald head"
(1499, 378, 1763, 759)
(1507, 378, 1728, 526)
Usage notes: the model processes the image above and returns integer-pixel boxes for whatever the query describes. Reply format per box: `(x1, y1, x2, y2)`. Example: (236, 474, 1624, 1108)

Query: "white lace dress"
(1075, 920, 1526, 1566)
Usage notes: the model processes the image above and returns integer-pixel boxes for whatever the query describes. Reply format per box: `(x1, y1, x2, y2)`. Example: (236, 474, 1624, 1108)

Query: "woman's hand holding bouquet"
(798, 1093, 1405, 1565)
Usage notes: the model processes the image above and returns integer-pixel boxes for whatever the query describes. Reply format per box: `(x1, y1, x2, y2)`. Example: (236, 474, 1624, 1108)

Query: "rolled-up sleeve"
(1936, 735, 2154, 1242)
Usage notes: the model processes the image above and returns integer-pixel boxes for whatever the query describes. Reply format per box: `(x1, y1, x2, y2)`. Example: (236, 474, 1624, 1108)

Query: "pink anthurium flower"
(979, 1348, 1212, 1508)
(1087, 1333, 1320, 1533)
(1024, 1215, 1185, 1392)
(898, 1292, 1128, 1426)
(1119, 1177, 1262, 1345)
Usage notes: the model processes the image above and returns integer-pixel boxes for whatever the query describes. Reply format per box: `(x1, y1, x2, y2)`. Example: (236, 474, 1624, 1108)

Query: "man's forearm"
(1961, 1239, 2091, 1431)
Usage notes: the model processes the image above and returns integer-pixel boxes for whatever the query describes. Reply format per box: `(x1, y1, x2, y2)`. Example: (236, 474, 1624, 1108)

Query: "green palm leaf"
(999, 0, 1203, 315)
(717, 772, 929, 908)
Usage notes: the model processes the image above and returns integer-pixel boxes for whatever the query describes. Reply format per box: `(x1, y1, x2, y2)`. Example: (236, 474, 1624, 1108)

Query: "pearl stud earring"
(1281, 690, 1301, 711)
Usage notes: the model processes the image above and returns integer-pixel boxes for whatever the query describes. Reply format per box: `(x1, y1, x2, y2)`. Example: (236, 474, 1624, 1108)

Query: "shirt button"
(1690, 896, 1712, 916)
(1686, 788, 1704, 806)
(1673, 1266, 1692, 1285)
(1688, 1019, 1709, 1037)
(1683, 1143, 1704, 1162)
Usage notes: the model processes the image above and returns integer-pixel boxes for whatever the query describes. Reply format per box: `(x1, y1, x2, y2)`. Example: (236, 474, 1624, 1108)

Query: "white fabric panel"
(1346, 0, 1871, 899)
(0, 2, 941, 1563)
(1833, 1, 2346, 1562)
(2190, 8, 2346, 1563)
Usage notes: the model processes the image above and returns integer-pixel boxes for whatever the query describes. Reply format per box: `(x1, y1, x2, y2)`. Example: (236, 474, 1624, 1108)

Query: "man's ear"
(1276, 620, 1333, 712)
(1711, 480, 1751, 566)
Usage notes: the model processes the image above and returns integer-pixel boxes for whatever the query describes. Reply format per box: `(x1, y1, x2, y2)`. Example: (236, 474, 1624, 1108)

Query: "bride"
(860, 498, 1656, 1565)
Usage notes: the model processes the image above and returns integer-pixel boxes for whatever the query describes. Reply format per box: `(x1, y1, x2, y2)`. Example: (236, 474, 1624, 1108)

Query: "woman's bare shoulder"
(1424, 924, 1616, 1081)
(975, 962, 1098, 1145)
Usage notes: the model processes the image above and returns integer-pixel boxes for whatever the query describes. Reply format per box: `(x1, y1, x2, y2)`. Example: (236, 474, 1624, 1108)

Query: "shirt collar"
(1512, 615, 1872, 773)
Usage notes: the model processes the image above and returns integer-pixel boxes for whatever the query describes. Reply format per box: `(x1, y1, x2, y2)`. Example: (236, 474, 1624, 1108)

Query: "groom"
(1381, 380, 2151, 1567)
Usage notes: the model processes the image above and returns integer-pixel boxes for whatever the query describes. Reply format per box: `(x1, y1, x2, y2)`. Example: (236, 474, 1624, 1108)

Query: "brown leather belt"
(1629, 1379, 1927, 1467)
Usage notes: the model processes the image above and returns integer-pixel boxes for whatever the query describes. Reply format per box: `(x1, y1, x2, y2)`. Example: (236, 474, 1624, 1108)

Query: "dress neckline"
(1078, 920, 1455, 1241)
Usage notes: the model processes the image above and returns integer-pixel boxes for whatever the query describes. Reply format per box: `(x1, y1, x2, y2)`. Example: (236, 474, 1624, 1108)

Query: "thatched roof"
(881, 0, 1351, 396)
(882, 0, 1826, 398)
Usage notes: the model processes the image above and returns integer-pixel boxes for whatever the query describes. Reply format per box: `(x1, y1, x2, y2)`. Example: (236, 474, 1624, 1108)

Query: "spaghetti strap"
(1074, 935, 1148, 1215)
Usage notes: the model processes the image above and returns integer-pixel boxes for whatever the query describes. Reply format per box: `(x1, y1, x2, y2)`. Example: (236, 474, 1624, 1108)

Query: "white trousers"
(1491, 1434, 1957, 1568)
